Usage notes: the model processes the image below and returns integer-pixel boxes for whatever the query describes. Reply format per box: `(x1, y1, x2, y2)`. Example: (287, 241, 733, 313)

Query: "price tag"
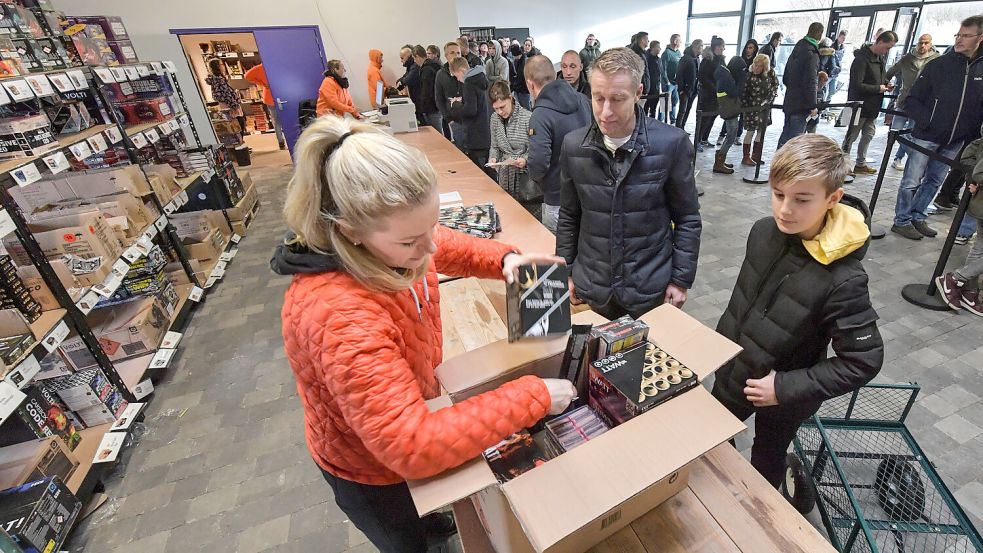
(67, 69, 88, 89)
(214, 261, 228, 272)
(219, 251, 235, 262)
(144, 129, 160, 143)
(136, 65, 151, 77)
(112, 258, 131, 278)
(162, 60, 177, 73)
(2, 79, 35, 101)
(68, 140, 93, 161)
(169, 120, 181, 133)
(93, 67, 115, 83)
(93, 431, 127, 463)
(5, 355, 41, 389)
(110, 67, 128, 82)
(76, 290, 101, 315)
(177, 190, 189, 205)
(158, 123, 171, 136)
(189, 286, 204, 302)
(242, 52, 255, 58)
(110, 402, 145, 431)
(24, 75, 55, 97)
(203, 276, 218, 289)
(171, 193, 184, 209)
(178, 113, 190, 127)
(159, 332, 183, 351)
(133, 378, 154, 400)
(123, 66, 140, 81)
(210, 267, 226, 279)
(155, 215, 168, 231)
(164, 202, 177, 215)
(201, 169, 215, 182)
(121, 246, 142, 263)
(130, 132, 148, 149)
(142, 225, 158, 242)
(104, 126, 123, 144)
(150, 62, 164, 75)
(136, 233, 154, 254)
(42, 151, 71, 174)
(48, 73, 75, 93)
(149, 348, 175, 369)
(10, 162, 42, 187)
(42, 320, 69, 352)
(0, 210, 14, 238)
(92, 271, 124, 297)
(230, 234, 242, 244)
(0, 381, 27, 425)
(87, 133, 108, 154)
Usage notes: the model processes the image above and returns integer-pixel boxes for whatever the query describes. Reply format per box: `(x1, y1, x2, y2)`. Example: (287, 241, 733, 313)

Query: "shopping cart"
(782, 383, 983, 553)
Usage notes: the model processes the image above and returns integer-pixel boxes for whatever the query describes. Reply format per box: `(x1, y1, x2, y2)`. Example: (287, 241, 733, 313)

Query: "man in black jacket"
(759, 32, 782, 69)
(395, 46, 422, 122)
(842, 31, 897, 175)
(712, 134, 882, 488)
(435, 42, 463, 143)
(627, 32, 652, 96)
(526, 55, 593, 233)
(418, 47, 443, 132)
(645, 41, 664, 118)
(777, 22, 824, 149)
(448, 57, 492, 170)
(558, 50, 591, 98)
(557, 47, 701, 319)
(675, 39, 702, 131)
(458, 36, 483, 69)
(697, 37, 726, 147)
(892, 16, 983, 240)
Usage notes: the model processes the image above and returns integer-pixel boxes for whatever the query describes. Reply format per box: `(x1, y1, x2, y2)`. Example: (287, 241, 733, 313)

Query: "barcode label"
(600, 510, 622, 530)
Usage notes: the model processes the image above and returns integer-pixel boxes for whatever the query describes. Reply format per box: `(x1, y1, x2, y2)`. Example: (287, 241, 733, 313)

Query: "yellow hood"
(802, 203, 869, 265)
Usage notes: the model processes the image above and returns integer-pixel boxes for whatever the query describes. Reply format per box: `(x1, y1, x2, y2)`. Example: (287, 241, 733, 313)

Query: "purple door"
(253, 27, 327, 157)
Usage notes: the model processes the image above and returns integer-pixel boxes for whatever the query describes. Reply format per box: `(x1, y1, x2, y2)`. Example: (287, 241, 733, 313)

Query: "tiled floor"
(66, 114, 982, 553)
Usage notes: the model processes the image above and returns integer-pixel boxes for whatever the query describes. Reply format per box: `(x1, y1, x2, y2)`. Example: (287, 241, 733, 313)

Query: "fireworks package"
(506, 264, 571, 342)
(0, 384, 82, 451)
(589, 342, 698, 427)
(541, 405, 610, 457)
(0, 477, 80, 553)
(483, 430, 550, 483)
(559, 324, 593, 408)
(591, 315, 649, 358)
(438, 203, 500, 238)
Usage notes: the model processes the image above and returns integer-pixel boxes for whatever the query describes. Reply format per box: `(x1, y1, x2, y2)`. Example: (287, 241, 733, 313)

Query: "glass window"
(689, 16, 741, 47)
(919, 1, 983, 51)
(754, 0, 830, 14)
(753, 10, 831, 73)
(833, 0, 910, 6)
(691, 0, 742, 14)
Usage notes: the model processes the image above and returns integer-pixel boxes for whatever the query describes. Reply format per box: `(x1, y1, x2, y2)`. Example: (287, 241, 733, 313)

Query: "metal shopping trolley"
(782, 383, 983, 553)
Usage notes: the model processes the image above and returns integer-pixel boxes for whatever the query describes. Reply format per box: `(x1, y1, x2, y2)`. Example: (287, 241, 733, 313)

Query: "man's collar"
(805, 36, 820, 48)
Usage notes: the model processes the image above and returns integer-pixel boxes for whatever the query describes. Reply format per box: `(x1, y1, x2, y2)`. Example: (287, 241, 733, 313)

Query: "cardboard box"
(0, 436, 79, 489)
(0, 113, 57, 161)
(0, 384, 81, 452)
(408, 306, 745, 553)
(0, 477, 80, 553)
(10, 166, 155, 215)
(225, 182, 257, 222)
(182, 228, 225, 263)
(3, 211, 122, 268)
(90, 296, 169, 363)
(169, 210, 229, 239)
(33, 193, 155, 239)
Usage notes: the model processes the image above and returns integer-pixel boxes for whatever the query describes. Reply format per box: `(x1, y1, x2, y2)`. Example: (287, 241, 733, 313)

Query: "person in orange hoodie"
(242, 63, 286, 149)
(316, 60, 360, 119)
(367, 49, 388, 109)
(272, 116, 575, 553)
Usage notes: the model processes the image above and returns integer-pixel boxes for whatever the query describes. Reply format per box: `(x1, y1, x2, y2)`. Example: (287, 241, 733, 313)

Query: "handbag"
(515, 170, 543, 203)
(718, 96, 743, 120)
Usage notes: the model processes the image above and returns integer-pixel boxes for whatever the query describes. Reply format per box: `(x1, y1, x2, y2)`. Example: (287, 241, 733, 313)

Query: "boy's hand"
(745, 370, 779, 407)
(664, 283, 688, 308)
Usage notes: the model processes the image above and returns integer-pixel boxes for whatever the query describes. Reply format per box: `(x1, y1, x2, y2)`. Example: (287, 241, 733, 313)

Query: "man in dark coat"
(395, 46, 422, 121)
(558, 50, 591, 98)
(759, 32, 782, 69)
(842, 31, 898, 175)
(448, 57, 492, 171)
(675, 39, 702, 131)
(557, 47, 701, 319)
(645, 41, 664, 118)
(418, 47, 442, 131)
(776, 22, 824, 149)
(627, 32, 652, 96)
(435, 42, 464, 143)
(697, 37, 726, 147)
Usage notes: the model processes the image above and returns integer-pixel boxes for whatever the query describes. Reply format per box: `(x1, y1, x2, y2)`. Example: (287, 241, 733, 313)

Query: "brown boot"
(713, 151, 734, 174)
(752, 141, 764, 164)
(741, 143, 755, 166)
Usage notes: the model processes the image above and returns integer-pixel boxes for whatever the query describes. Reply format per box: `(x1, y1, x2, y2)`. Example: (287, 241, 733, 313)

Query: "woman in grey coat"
(487, 81, 538, 217)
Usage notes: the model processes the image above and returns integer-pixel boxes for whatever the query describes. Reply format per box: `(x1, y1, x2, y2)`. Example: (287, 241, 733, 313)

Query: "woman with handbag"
(712, 56, 744, 174)
(487, 81, 540, 219)
(740, 54, 778, 166)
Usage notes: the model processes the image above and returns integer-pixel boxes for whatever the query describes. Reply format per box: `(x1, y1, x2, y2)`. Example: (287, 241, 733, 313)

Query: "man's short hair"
(876, 30, 899, 44)
(808, 22, 825, 40)
(449, 57, 469, 73)
(444, 41, 459, 53)
(562, 49, 581, 61)
(771, 134, 851, 194)
(838, 30, 848, 37)
(412, 45, 426, 58)
(962, 15, 983, 31)
(591, 47, 645, 88)
(670, 33, 681, 42)
(524, 55, 556, 86)
(771, 32, 784, 41)
(456, 37, 469, 50)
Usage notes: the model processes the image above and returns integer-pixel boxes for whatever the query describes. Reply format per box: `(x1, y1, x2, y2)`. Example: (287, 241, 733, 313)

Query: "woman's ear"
(335, 219, 360, 245)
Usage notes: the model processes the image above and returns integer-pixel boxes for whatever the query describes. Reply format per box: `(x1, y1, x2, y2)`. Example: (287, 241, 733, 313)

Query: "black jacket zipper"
(739, 243, 788, 329)
(762, 274, 791, 316)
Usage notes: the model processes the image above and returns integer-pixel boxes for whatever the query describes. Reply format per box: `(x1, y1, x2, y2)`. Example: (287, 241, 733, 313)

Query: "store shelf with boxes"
(200, 39, 273, 140)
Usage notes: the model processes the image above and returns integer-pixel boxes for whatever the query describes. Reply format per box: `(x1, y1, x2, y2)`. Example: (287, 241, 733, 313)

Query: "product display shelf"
(123, 112, 187, 138)
(0, 422, 114, 498)
(0, 67, 88, 83)
(1, 308, 67, 375)
(0, 122, 117, 176)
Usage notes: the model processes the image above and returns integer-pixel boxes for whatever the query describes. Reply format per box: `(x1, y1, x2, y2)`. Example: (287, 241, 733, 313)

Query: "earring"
(353, 241, 360, 246)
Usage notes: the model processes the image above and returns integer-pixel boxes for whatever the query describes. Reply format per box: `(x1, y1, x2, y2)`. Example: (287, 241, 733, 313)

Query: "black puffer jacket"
(676, 50, 699, 96)
(711, 195, 883, 416)
(528, 79, 592, 205)
(448, 66, 491, 149)
(556, 106, 701, 316)
(782, 38, 820, 114)
(847, 45, 888, 118)
(698, 54, 723, 110)
(905, 48, 983, 145)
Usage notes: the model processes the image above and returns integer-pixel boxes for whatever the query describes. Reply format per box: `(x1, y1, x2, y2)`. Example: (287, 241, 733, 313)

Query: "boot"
(752, 141, 764, 164)
(741, 143, 755, 166)
(713, 151, 734, 174)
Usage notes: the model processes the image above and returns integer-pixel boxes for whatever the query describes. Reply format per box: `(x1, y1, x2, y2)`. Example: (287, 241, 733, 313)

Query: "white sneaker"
(926, 204, 938, 215)
(892, 160, 905, 171)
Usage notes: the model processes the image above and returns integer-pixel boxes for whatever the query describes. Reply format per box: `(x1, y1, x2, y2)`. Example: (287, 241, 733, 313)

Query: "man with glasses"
(892, 15, 983, 240)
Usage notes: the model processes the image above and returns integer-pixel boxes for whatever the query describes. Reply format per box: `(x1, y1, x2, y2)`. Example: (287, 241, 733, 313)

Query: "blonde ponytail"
(283, 116, 437, 292)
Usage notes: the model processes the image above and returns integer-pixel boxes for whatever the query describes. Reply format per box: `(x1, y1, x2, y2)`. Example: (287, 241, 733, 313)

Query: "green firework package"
(506, 263, 571, 342)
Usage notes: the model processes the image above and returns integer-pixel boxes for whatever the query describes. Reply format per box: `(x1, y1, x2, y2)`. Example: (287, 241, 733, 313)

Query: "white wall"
(457, 0, 688, 64)
(51, 0, 460, 145)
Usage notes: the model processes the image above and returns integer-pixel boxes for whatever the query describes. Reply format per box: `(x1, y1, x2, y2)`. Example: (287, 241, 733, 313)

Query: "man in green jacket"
(885, 34, 939, 169)
(661, 34, 683, 124)
(579, 34, 601, 75)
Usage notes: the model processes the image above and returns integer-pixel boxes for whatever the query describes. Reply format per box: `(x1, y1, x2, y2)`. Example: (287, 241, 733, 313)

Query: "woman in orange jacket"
(316, 60, 360, 118)
(367, 49, 387, 109)
(273, 115, 575, 553)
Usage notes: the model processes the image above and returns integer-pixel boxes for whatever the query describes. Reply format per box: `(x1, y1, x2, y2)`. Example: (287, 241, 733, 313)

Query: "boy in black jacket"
(448, 57, 492, 172)
(712, 134, 883, 488)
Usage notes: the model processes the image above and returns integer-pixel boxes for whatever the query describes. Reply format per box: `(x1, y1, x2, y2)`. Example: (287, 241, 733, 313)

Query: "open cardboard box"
(409, 306, 745, 553)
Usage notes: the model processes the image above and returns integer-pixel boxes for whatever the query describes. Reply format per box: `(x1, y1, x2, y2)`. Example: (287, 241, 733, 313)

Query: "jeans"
(423, 112, 444, 135)
(893, 138, 963, 227)
(890, 115, 913, 161)
(777, 112, 808, 150)
(826, 77, 838, 102)
(667, 83, 679, 123)
(842, 117, 876, 166)
(676, 91, 694, 130)
(541, 203, 560, 233)
(516, 92, 531, 110)
(955, 218, 983, 289)
(320, 468, 427, 553)
(718, 117, 740, 157)
(958, 214, 978, 240)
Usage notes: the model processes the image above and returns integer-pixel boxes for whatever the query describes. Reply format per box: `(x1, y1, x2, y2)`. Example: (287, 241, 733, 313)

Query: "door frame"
(827, 4, 922, 49)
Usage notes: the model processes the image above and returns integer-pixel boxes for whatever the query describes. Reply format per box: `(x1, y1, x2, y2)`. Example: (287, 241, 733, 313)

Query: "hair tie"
(322, 131, 356, 166)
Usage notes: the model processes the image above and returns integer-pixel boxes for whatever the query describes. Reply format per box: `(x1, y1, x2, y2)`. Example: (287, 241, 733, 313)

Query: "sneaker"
(700, 140, 712, 147)
(932, 200, 954, 212)
(926, 204, 939, 215)
(935, 272, 966, 310)
(891, 224, 923, 240)
(696, 143, 705, 153)
(853, 164, 878, 175)
(954, 234, 973, 245)
(892, 159, 905, 171)
(962, 289, 983, 317)
(912, 220, 938, 237)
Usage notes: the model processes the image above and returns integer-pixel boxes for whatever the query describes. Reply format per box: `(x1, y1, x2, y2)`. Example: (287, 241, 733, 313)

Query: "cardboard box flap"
(499, 387, 745, 552)
(638, 304, 742, 381)
(435, 335, 569, 395)
(407, 396, 498, 515)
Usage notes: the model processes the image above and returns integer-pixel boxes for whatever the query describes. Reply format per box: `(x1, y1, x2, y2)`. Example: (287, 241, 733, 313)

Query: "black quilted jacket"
(711, 195, 883, 416)
(556, 106, 701, 316)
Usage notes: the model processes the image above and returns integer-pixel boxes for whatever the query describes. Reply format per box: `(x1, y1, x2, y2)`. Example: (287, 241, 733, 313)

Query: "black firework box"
(0, 477, 80, 553)
(505, 263, 571, 343)
(591, 315, 649, 358)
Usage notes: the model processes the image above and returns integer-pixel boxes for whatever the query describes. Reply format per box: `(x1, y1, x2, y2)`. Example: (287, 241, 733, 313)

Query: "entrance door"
(253, 27, 327, 157)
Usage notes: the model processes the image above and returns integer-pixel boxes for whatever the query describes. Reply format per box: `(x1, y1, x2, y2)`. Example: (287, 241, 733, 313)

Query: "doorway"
(169, 25, 328, 165)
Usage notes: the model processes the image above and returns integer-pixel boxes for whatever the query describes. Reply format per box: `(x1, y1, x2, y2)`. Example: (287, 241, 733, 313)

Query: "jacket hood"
(727, 56, 746, 75)
(490, 50, 503, 63)
(369, 49, 383, 68)
(464, 65, 488, 89)
(801, 194, 871, 265)
(270, 234, 344, 275)
(854, 44, 878, 60)
(819, 47, 835, 56)
(742, 40, 759, 60)
(534, 79, 588, 115)
(423, 58, 440, 69)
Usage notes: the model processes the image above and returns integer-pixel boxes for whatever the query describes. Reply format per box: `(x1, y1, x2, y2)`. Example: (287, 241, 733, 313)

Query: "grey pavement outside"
(65, 114, 982, 552)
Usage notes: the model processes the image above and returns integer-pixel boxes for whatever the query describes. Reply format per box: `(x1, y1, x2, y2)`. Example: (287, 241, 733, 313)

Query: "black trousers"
(644, 97, 660, 118)
(699, 113, 717, 143)
(588, 293, 663, 321)
(464, 148, 493, 178)
(676, 91, 694, 130)
(321, 468, 427, 553)
(938, 167, 966, 205)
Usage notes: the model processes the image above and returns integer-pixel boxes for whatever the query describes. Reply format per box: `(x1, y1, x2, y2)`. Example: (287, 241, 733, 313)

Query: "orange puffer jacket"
(278, 226, 552, 485)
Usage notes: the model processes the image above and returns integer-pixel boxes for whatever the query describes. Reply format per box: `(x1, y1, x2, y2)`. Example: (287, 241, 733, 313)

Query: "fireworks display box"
(409, 305, 744, 553)
(0, 435, 79, 489)
(0, 114, 57, 161)
(506, 264, 571, 343)
(591, 315, 648, 358)
(0, 477, 80, 553)
(0, 384, 81, 451)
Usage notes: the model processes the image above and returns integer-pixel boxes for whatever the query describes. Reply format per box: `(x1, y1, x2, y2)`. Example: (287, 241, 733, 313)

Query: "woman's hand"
(502, 253, 565, 284)
(542, 379, 577, 415)
(970, 183, 979, 195)
(513, 157, 527, 169)
(488, 157, 498, 165)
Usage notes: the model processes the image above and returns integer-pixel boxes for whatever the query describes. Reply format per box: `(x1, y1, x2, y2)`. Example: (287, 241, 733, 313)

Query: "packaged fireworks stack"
(505, 263, 571, 342)
(483, 430, 551, 483)
(438, 203, 500, 238)
(0, 255, 43, 322)
(559, 324, 593, 408)
(591, 315, 649, 358)
(542, 405, 610, 457)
